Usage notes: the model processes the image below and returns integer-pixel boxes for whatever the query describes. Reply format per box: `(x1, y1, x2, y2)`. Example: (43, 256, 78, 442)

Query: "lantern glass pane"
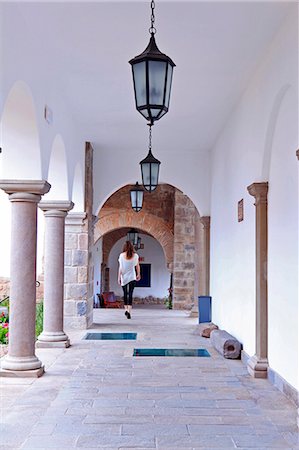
(165, 64, 173, 109)
(133, 62, 146, 107)
(137, 191, 143, 208)
(150, 108, 160, 118)
(151, 162, 159, 187)
(139, 109, 149, 120)
(142, 162, 151, 187)
(148, 60, 167, 106)
(130, 191, 137, 209)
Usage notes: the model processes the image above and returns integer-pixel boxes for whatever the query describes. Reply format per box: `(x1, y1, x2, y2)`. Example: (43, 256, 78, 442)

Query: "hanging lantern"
(140, 125, 160, 192)
(129, 0, 175, 125)
(134, 236, 142, 251)
(130, 182, 144, 212)
(127, 228, 139, 246)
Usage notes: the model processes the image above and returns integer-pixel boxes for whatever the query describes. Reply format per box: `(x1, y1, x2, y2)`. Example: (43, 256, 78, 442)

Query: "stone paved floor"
(0, 306, 298, 449)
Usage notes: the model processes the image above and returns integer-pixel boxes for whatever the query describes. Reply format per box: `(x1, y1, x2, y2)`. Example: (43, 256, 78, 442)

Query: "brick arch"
(94, 211, 174, 267)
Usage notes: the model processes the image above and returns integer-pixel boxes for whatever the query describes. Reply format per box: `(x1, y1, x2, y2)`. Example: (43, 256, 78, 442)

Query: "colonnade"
(0, 180, 73, 377)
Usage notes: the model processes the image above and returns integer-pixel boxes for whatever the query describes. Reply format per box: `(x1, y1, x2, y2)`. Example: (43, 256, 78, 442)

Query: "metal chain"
(148, 125, 152, 151)
(149, 0, 156, 34)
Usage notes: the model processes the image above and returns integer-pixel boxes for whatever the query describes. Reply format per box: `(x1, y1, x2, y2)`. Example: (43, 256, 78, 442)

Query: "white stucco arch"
(0, 80, 42, 179)
(45, 134, 69, 200)
(72, 163, 84, 211)
(261, 84, 291, 180)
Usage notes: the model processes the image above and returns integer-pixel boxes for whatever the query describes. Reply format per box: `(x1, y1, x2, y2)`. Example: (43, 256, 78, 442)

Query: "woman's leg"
(127, 281, 136, 316)
(122, 284, 129, 315)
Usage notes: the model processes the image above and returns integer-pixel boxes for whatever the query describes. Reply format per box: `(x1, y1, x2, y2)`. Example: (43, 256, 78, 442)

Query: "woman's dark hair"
(123, 241, 134, 259)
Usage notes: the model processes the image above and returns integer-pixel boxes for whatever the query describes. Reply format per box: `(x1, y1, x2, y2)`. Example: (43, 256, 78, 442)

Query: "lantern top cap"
(129, 34, 175, 67)
(130, 181, 144, 192)
(140, 149, 161, 166)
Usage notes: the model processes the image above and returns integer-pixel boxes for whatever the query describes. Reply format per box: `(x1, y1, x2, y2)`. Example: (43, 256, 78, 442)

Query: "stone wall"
(0, 277, 10, 299)
(101, 184, 175, 229)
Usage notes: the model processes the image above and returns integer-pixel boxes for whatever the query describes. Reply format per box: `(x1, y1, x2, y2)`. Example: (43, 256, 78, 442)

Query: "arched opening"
(45, 134, 69, 200)
(0, 80, 42, 292)
(93, 183, 204, 313)
(0, 80, 42, 179)
(72, 163, 84, 212)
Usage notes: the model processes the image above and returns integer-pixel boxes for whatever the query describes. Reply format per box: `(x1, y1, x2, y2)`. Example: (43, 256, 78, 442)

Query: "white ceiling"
(2, 1, 293, 156)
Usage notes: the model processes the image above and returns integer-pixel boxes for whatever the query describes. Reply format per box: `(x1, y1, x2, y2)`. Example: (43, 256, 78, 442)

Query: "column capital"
(200, 216, 211, 229)
(39, 200, 74, 215)
(65, 212, 87, 226)
(247, 182, 268, 203)
(296, 149, 299, 160)
(0, 180, 51, 196)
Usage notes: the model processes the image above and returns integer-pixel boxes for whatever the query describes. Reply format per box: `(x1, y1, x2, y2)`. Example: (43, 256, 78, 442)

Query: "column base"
(0, 354, 43, 371)
(36, 338, 70, 348)
(0, 366, 44, 378)
(37, 331, 70, 346)
(247, 354, 268, 379)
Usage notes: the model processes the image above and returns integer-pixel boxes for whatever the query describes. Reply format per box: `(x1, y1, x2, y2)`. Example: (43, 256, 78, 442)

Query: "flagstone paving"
(0, 306, 298, 449)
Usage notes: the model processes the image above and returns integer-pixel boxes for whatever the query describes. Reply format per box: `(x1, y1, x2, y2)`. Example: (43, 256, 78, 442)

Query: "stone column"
(200, 216, 211, 296)
(36, 201, 74, 348)
(0, 180, 50, 377)
(247, 182, 269, 378)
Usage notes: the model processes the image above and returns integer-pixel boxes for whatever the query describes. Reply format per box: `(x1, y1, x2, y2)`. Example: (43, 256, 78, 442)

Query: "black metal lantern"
(127, 228, 139, 246)
(129, 0, 175, 125)
(140, 125, 160, 192)
(130, 182, 144, 212)
(134, 236, 142, 251)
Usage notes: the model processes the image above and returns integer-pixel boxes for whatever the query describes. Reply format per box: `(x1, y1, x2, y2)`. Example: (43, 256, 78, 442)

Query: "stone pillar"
(173, 191, 195, 309)
(247, 182, 269, 378)
(200, 216, 211, 296)
(0, 180, 50, 377)
(36, 201, 74, 348)
(64, 212, 93, 329)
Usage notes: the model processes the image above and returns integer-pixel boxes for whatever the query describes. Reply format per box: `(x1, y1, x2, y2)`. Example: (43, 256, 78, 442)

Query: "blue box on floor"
(198, 296, 212, 323)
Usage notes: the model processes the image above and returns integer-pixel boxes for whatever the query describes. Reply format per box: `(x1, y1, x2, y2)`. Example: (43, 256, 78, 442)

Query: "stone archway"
(94, 211, 174, 267)
(94, 183, 207, 311)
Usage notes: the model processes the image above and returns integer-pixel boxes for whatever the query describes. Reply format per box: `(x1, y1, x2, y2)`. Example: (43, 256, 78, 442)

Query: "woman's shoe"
(127, 312, 131, 319)
(125, 311, 128, 317)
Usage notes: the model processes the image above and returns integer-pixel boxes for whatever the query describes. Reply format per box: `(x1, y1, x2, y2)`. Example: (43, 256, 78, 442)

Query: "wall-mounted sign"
(238, 199, 244, 222)
(139, 257, 145, 262)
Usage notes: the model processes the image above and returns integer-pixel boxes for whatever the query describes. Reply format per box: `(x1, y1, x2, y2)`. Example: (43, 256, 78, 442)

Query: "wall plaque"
(238, 199, 244, 222)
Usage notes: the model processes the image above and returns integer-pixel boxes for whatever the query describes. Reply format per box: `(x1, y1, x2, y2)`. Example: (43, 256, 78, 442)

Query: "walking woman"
(118, 241, 141, 319)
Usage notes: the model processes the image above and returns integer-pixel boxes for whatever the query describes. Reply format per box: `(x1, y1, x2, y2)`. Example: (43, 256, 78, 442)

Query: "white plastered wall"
(210, 10, 298, 389)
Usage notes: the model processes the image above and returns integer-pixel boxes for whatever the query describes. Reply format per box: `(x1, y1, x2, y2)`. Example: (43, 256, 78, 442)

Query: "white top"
(118, 252, 139, 286)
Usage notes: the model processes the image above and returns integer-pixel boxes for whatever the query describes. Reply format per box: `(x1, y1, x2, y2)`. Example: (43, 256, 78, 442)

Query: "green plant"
(35, 301, 44, 338)
(164, 291, 173, 310)
(0, 321, 9, 344)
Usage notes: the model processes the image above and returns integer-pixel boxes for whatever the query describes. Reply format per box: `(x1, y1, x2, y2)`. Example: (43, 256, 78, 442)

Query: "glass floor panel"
(84, 332, 137, 340)
(133, 348, 210, 357)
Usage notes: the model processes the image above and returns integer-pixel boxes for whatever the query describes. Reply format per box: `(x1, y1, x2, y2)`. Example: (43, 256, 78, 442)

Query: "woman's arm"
(118, 256, 122, 285)
(136, 262, 141, 281)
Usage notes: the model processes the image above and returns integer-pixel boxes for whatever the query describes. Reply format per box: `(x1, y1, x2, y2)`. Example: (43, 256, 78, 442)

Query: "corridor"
(1, 307, 298, 449)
